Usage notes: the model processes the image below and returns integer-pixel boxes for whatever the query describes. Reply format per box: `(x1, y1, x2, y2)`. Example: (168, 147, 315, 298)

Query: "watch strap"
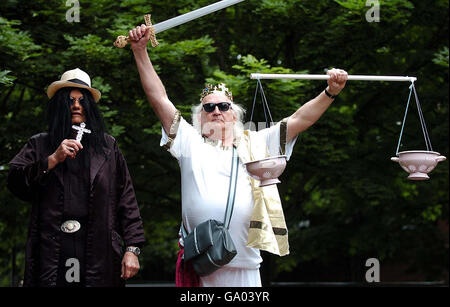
(324, 88, 337, 99)
(126, 246, 140, 256)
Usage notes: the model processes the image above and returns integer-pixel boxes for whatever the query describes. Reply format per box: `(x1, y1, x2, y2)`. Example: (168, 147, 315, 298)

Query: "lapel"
(40, 135, 111, 188)
(89, 145, 111, 188)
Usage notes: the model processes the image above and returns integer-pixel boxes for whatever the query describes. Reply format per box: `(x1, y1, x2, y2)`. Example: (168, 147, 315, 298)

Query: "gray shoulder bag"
(181, 146, 239, 277)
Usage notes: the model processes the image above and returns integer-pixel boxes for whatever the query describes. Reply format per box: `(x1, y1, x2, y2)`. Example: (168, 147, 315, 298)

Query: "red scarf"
(176, 243, 200, 287)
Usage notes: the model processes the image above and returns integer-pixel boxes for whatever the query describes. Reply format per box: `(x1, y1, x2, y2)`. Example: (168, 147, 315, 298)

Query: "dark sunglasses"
(202, 102, 231, 113)
(69, 97, 85, 105)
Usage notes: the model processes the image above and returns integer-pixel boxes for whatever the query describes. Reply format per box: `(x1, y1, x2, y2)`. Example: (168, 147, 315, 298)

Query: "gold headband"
(200, 83, 233, 102)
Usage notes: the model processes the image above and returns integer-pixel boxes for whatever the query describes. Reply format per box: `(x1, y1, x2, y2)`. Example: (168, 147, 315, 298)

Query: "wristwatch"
(324, 88, 337, 99)
(126, 246, 141, 256)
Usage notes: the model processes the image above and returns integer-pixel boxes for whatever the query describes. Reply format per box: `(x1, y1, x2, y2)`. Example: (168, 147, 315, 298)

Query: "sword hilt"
(113, 35, 129, 48)
(114, 14, 159, 48)
(144, 14, 159, 47)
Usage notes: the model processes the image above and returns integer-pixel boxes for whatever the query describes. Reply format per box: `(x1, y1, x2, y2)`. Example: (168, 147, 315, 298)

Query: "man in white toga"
(128, 24, 348, 287)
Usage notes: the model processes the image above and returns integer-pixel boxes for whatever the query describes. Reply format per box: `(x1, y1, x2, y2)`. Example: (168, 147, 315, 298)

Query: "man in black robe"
(7, 68, 145, 287)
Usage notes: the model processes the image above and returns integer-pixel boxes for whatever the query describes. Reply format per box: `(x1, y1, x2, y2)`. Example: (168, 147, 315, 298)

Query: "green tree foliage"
(0, 0, 448, 285)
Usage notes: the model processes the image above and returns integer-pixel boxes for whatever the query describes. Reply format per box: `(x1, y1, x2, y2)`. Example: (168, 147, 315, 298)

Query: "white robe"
(161, 118, 297, 287)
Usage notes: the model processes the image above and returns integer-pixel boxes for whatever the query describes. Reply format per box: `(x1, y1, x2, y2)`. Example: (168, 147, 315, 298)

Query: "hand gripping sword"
(114, 0, 245, 48)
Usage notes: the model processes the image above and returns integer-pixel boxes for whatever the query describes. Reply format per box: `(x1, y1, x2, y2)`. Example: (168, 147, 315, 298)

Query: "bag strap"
(224, 146, 239, 229)
(181, 146, 239, 238)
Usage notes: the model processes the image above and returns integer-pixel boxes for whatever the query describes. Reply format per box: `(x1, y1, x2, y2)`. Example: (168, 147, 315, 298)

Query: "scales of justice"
(247, 73, 446, 185)
(112, 0, 446, 185)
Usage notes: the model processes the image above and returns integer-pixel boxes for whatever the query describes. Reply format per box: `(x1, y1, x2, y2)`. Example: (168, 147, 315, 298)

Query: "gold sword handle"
(144, 14, 159, 47)
(113, 35, 129, 48)
(114, 14, 159, 48)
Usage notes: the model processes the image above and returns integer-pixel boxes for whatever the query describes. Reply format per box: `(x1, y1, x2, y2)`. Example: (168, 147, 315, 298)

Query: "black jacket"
(7, 133, 145, 287)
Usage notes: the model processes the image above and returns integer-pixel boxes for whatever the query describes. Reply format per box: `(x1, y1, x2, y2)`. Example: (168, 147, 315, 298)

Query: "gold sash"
(236, 119, 289, 256)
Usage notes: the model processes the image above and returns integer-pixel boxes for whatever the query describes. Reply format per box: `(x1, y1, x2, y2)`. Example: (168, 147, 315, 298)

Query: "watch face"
(128, 247, 140, 255)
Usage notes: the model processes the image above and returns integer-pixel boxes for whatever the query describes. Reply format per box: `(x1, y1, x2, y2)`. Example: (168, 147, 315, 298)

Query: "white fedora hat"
(46, 68, 101, 102)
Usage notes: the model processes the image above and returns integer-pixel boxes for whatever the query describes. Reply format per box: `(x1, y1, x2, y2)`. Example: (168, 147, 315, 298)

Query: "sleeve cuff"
(40, 157, 49, 173)
(37, 157, 52, 185)
(162, 109, 181, 150)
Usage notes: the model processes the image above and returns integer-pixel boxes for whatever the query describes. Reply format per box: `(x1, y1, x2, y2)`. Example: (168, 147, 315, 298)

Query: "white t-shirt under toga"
(160, 117, 297, 285)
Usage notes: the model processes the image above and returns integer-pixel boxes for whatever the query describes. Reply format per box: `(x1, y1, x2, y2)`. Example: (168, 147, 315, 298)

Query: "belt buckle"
(61, 220, 81, 233)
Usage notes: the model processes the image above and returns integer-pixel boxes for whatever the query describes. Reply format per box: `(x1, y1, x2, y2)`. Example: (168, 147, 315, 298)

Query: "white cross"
(72, 122, 91, 142)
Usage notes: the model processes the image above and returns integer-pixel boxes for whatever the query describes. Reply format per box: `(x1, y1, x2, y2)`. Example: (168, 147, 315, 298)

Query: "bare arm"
(129, 24, 177, 134)
(286, 68, 348, 141)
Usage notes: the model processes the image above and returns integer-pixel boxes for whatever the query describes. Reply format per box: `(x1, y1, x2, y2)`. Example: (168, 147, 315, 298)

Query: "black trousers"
(56, 220, 87, 287)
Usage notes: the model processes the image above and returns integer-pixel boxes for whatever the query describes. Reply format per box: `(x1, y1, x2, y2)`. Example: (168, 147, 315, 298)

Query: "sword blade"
(152, 0, 245, 34)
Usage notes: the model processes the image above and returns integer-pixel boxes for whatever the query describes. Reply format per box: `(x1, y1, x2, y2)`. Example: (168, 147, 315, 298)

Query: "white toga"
(161, 118, 297, 286)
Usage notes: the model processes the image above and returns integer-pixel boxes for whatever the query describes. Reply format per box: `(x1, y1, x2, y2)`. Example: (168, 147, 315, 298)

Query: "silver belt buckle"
(61, 220, 81, 233)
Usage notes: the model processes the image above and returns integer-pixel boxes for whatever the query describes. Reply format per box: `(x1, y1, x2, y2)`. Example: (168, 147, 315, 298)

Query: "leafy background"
(0, 0, 448, 286)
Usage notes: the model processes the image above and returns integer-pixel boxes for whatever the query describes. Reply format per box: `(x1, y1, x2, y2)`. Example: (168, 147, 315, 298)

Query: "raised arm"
(286, 68, 348, 142)
(129, 24, 177, 134)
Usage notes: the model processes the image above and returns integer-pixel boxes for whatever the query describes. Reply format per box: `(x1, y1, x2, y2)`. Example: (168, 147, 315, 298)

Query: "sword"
(114, 0, 245, 48)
